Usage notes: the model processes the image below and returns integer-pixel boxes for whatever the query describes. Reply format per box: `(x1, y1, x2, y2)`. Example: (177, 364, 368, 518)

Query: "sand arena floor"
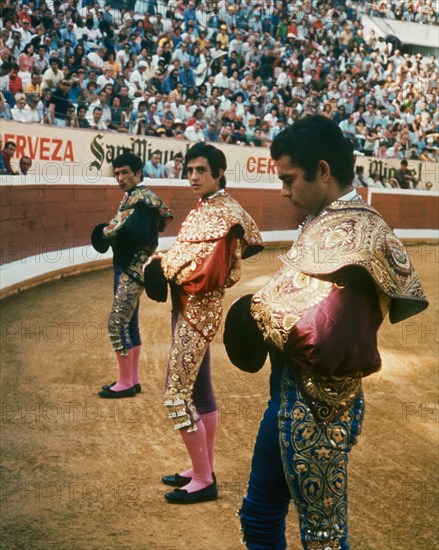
(0, 245, 438, 550)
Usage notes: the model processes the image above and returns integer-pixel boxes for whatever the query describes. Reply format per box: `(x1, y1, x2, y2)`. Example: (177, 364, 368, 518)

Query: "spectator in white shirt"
(184, 120, 205, 142)
(86, 89, 111, 125)
(40, 58, 64, 91)
(367, 171, 384, 188)
(116, 44, 131, 68)
(96, 67, 115, 91)
(25, 94, 42, 123)
(87, 46, 106, 73)
(291, 78, 307, 103)
(164, 152, 184, 179)
(19, 21, 33, 47)
(130, 61, 148, 95)
(172, 43, 191, 65)
(89, 106, 108, 130)
(11, 93, 32, 122)
(213, 66, 230, 89)
(339, 115, 357, 141)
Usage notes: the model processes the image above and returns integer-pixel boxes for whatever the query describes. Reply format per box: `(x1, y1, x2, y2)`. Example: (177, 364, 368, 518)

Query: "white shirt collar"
(338, 188, 359, 201)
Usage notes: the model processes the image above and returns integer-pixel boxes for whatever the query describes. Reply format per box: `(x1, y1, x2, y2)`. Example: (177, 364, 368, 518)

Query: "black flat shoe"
(161, 472, 217, 487)
(98, 386, 136, 398)
(161, 473, 192, 487)
(102, 382, 141, 393)
(164, 483, 218, 504)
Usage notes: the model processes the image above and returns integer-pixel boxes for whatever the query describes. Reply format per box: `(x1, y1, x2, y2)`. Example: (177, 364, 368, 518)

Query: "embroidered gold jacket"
(104, 185, 173, 282)
(251, 199, 428, 423)
(161, 191, 263, 341)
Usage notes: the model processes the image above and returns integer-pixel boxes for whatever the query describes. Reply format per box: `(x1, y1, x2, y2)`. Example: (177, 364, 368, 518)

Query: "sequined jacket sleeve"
(284, 266, 384, 377)
(110, 204, 159, 266)
(250, 196, 430, 377)
(161, 192, 263, 294)
(103, 187, 173, 283)
(180, 231, 238, 295)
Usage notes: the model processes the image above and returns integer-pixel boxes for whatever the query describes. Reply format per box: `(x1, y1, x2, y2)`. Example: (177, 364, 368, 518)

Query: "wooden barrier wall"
(0, 181, 437, 297)
(0, 183, 302, 265)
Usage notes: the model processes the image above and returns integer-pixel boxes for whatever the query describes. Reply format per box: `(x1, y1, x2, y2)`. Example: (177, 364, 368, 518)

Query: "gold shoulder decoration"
(122, 186, 173, 228)
(282, 200, 428, 323)
(177, 192, 263, 250)
(162, 192, 263, 284)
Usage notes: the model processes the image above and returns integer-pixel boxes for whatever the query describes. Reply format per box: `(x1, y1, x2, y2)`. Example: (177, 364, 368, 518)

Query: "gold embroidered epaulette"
(282, 200, 428, 323)
(121, 186, 173, 228)
(177, 192, 263, 251)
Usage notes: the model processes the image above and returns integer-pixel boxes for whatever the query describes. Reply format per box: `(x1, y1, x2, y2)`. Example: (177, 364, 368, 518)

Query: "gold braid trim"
(306, 541, 341, 550)
(162, 240, 218, 284)
(105, 185, 172, 240)
(283, 200, 427, 323)
(161, 192, 262, 288)
(177, 192, 262, 245)
(164, 314, 211, 431)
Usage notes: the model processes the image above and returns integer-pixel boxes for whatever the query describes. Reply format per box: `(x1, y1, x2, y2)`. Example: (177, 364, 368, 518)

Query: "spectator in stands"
(179, 59, 196, 92)
(163, 152, 184, 179)
(38, 89, 52, 124)
(0, 0, 436, 168)
(7, 63, 24, 97)
(339, 114, 357, 143)
(143, 150, 164, 179)
(391, 159, 419, 189)
(96, 66, 115, 91)
(49, 79, 72, 126)
(216, 24, 229, 51)
(66, 105, 79, 128)
(0, 92, 12, 120)
(11, 93, 31, 122)
(145, 102, 161, 128)
(129, 60, 148, 96)
(33, 45, 49, 75)
(353, 165, 368, 187)
(1, 140, 18, 175)
(18, 155, 32, 176)
(247, 127, 264, 148)
(41, 58, 63, 91)
(27, 93, 42, 123)
(172, 118, 187, 140)
(203, 120, 219, 142)
(18, 43, 35, 84)
(162, 67, 179, 95)
(24, 72, 41, 96)
(86, 88, 111, 127)
(61, 21, 78, 47)
(6, 31, 24, 61)
(367, 171, 384, 187)
(155, 117, 174, 138)
(184, 120, 205, 142)
(108, 95, 128, 132)
(87, 45, 106, 73)
(89, 106, 108, 130)
(231, 124, 249, 146)
(76, 105, 91, 129)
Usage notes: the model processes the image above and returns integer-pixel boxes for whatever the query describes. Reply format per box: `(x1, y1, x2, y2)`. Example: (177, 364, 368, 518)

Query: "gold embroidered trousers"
(164, 291, 223, 432)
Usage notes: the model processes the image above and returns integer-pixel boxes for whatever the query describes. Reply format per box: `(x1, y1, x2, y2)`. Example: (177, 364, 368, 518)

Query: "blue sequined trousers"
(240, 352, 364, 550)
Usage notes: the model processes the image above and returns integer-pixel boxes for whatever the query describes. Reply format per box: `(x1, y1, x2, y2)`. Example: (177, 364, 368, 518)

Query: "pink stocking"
(179, 411, 218, 478)
(111, 349, 134, 392)
(179, 421, 213, 493)
(131, 345, 142, 385)
(200, 411, 218, 472)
